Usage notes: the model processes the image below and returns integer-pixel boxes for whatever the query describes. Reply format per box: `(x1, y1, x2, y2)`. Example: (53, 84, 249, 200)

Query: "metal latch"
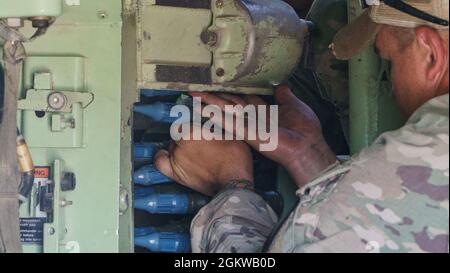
(17, 72, 94, 113)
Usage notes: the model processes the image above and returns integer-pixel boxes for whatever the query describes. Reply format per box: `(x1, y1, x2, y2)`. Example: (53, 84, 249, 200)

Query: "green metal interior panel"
(347, 0, 405, 154)
(17, 0, 125, 253)
(0, 0, 63, 18)
(119, 1, 138, 253)
(139, 5, 212, 66)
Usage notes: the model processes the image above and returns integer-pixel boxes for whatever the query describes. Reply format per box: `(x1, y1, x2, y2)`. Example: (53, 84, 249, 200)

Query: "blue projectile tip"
(133, 143, 158, 161)
(134, 192, 190, 214)
(134, 102, 189, 124)
(135, 231, 191, 253)
(134, 165, 173, 186)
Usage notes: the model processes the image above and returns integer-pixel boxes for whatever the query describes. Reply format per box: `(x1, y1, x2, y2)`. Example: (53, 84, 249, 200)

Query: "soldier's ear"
(415, 27, 449, 85)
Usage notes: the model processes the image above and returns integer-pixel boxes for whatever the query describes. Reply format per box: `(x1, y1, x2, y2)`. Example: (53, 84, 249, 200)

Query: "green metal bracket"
(18, 72, 93, 113)
(18, 89, 94, 113)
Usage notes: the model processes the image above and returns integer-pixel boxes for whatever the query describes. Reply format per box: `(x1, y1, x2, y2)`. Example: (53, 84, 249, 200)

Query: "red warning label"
(34, 167, 50, 179)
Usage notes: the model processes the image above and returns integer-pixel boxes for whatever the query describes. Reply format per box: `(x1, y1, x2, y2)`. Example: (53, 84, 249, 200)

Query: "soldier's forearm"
(190, 188, 278, 253)
(285, 139, 338, 188)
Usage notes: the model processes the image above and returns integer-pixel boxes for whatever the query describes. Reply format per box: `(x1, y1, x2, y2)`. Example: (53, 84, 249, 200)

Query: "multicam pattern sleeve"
(191, 94, 449, 253)
(190, 187, 278, 253)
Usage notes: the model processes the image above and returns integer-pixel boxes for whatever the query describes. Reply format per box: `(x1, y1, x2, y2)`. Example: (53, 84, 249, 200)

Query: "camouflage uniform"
(191, 94, 449, 253)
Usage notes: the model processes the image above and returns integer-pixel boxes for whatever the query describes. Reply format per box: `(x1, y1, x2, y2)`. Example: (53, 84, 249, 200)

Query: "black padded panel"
(155, 0, 210, 9)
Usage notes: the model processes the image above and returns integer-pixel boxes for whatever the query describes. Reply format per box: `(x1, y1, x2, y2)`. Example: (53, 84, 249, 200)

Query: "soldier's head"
(332, 0, 449, 117)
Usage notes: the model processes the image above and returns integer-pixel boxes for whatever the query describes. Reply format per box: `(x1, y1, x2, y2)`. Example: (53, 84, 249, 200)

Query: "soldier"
(154, 0, 449, 253)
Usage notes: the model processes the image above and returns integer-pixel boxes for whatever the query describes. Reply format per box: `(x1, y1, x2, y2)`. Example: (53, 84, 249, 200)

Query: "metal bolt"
(48, 227, 55, 235)
(200, 31, 218, 47)
(216, 0, 224, 8)
(47, 92, 67, 110)
(216, 68, 225, 77)
(61, 199, 73, 207)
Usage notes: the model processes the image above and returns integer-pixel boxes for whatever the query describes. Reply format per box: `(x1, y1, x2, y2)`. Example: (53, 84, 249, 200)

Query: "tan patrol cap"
(332, 0, 449, 60)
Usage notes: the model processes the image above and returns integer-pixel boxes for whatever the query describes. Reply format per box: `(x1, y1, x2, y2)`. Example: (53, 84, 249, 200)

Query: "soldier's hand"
(154, 125, 254, 197)
(190, 86, 337, 187)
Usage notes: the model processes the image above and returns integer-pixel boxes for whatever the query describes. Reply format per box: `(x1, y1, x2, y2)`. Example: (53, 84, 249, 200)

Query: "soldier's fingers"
(192, 103, 221, 119)
(192, 103, 235, 134)
(189, 92, 233, 110)
(244, 95, 271, 125)
(274, 85, 299, 106)
(190, 94, 262, 147)
(200, 105, 237, 139)
(154, 149, 176, 181)
(216, 93, 247, 106)
(244, 95, 268, 106)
